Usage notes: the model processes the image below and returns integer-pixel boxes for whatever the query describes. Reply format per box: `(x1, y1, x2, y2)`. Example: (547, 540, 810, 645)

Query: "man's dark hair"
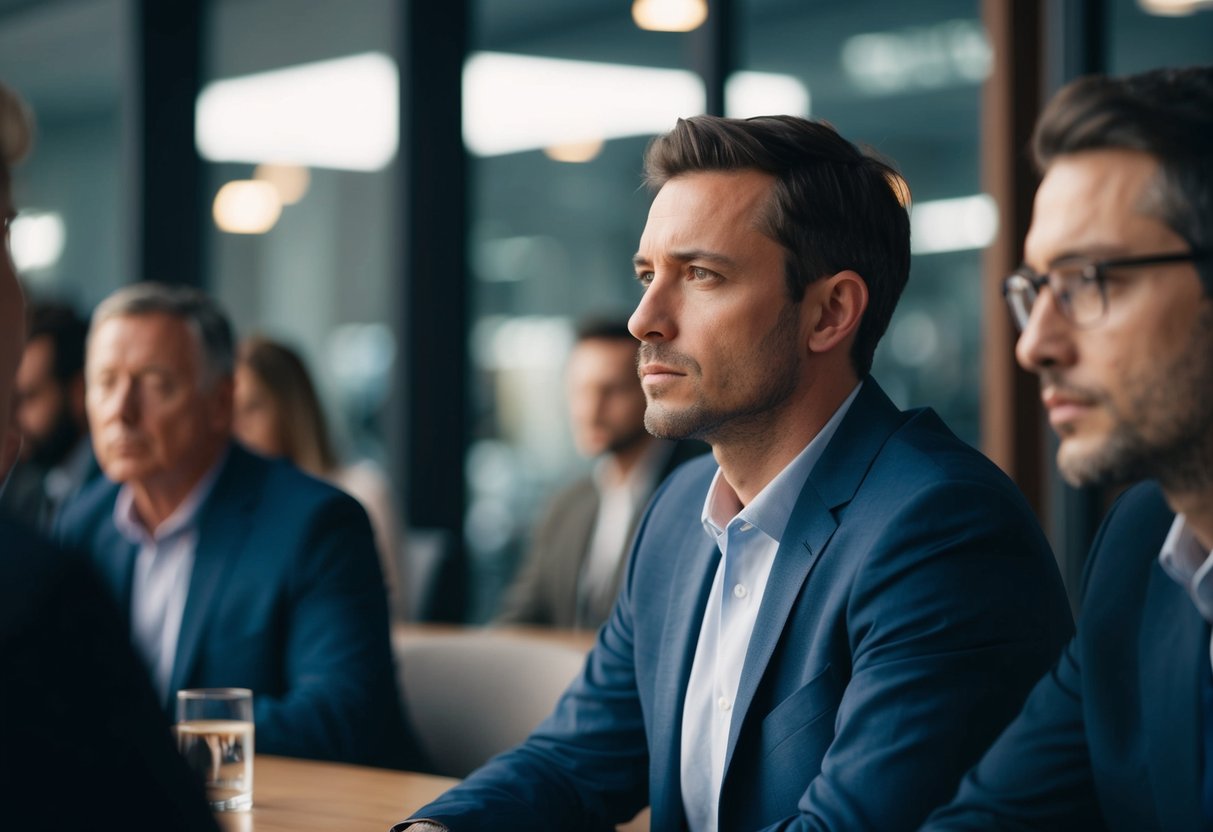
(1033, 65, 1213, 292)
(27, 302, 87, 383)
(643, 115, 911, 377)
(575, 317, 635, 345)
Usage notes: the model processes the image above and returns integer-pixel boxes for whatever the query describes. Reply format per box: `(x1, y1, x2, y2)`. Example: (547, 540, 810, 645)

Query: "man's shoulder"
(221, 444, 362, 515)
(874, 406, 1021, 496)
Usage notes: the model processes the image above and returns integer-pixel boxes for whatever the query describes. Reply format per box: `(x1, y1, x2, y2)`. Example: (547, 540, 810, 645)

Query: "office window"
(203, 0, 403, 497)
(465, 3, 707, 620)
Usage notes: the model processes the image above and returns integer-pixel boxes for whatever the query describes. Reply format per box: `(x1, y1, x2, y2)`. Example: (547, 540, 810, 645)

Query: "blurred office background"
(1, 0, 1209, 621)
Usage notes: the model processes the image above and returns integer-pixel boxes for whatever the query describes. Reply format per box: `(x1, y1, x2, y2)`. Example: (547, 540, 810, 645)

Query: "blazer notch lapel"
(722, 486, 837, 780)
(166, 453, 258, 700)
(650, 531, 720, 831)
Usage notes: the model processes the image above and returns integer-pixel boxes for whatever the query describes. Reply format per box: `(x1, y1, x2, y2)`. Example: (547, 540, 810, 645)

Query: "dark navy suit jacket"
(925, 481, 1201, 831)
(58, 442, 416, 770)
(408, 380, 1073, 831)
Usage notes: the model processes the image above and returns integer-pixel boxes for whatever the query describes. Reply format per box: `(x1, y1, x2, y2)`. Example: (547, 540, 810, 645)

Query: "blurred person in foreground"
(495, 318, 706, 630)
(925, 66, 1213, 831)
(5, 301, 100, 528)
(0, 80, 218, 831)
(233, 334, 405, 615)
(59, 281, 417, 769)
(395, 114, 1071, 832)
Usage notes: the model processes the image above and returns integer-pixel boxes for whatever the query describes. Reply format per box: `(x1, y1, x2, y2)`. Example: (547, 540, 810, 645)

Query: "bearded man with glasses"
(925, 64, 1213, 832)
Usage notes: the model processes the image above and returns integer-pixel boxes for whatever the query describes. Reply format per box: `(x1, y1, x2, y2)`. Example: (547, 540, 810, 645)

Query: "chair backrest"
(394, 630, 588, 778)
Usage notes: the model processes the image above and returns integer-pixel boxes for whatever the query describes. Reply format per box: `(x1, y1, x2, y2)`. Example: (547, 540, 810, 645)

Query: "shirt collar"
(1159, 512, 1213, 622)
(701, 381, 863, 543)
(113, 446, 229, 545)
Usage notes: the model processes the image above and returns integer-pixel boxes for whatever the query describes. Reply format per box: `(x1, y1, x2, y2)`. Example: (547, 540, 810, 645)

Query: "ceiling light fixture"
(632, 0, 709, 32)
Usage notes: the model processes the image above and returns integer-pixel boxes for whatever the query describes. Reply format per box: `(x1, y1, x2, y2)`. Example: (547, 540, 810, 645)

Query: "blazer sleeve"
(919, 638, 1101, 831)
(756, 478, 1074, 832)
(251, 492, 416, 769)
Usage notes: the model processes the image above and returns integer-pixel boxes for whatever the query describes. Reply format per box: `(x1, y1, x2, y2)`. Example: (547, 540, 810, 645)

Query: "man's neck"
(712, 373, 858, 507)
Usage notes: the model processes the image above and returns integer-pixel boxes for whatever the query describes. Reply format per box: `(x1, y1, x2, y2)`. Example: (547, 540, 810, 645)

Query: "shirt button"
(739, 522, 753, 532)
(733, 584, 748, 599)
(717, 696, 732, 712)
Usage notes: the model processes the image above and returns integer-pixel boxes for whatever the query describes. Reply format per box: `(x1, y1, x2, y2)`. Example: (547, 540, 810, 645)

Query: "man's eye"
(636, 272, 654, 287)
(689, 267, 717, 281)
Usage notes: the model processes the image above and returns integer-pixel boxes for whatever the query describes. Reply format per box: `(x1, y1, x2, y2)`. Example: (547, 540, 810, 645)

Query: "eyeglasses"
(1002, 249, 1211, 331)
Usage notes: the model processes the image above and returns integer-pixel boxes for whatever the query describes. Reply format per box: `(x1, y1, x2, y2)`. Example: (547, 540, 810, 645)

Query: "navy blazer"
(925, 481, 1199, 831)
(58, 442, 416, 770)
(408, 380, 1073, 831)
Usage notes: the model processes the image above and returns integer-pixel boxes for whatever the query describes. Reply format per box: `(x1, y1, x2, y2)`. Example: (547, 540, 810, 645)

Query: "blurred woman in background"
(234, 335, 403, 614)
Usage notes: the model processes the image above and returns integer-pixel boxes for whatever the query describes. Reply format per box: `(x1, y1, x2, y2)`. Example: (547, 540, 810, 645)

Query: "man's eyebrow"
(631, 249, 740, 270)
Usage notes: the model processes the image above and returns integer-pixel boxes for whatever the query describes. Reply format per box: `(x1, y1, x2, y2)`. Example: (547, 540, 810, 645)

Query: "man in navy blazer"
(398, 116, 1071, 831)
(59, 282, 415, 770)
(924, 67, 1213, 830)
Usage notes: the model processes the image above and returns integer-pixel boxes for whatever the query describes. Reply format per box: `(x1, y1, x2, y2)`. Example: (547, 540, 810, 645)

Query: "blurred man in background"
(60, 281, 417, 769)
(496, 318, 705, 630)
(8, 301, 99, 527)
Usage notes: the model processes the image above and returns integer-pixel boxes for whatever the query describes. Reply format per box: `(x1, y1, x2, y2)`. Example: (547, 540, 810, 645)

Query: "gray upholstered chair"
(393, 629, 587, 778)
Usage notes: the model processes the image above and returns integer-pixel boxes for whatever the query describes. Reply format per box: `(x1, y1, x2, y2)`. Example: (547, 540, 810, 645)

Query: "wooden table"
(213, 755, 649, 831)
(392, 621, 599, 654)
(213, 755, 455, 832)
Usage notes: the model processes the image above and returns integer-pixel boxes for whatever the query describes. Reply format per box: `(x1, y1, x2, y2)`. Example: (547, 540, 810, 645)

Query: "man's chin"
(1056, 434, 1143, 490)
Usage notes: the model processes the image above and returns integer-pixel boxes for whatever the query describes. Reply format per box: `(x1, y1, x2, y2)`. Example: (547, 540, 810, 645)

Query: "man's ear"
(806, 270, 868, 355)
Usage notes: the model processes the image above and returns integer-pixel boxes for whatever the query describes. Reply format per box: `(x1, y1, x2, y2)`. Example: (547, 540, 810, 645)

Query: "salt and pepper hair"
(643, 114, 911, 377)
(1033, 65, 1213, 292)
(89, 282, 235, 388)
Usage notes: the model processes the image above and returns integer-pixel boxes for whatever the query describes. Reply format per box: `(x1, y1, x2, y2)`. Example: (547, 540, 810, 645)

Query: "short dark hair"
(1033, 65, 1213, 292)
(90, 282, 235, 386)
(643, 115, 911, 376)
(574, 317, 636, 345)
(27, 301, 88, 383)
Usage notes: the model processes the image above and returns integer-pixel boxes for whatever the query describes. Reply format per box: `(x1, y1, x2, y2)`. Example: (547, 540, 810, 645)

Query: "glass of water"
(176, 688, 255, 811)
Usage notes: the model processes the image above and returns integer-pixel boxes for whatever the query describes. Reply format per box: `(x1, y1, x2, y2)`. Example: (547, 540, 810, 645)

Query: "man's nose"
(629, 274, 677, 344)
(116, 378, 140, 424)
(1014, 288, 1077, 373)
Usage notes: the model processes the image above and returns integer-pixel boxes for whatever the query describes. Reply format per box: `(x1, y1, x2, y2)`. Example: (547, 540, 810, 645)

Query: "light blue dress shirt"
(1159, 512, 1213, 671)
(114, 454, 224, 699)
(680, 382, 861, 832)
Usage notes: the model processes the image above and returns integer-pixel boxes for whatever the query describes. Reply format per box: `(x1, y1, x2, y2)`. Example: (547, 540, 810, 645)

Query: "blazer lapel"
(722, 379, 907, 778)
(650, 528, 721, 832)
(93, 517, 139, 622)
(1139, 560, 1205, 831)
(166, 449, 256, 705)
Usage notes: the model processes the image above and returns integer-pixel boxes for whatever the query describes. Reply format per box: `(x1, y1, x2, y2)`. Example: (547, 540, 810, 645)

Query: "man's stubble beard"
(1058, 304, 1213, 493)
(640, 303, 801, 445)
